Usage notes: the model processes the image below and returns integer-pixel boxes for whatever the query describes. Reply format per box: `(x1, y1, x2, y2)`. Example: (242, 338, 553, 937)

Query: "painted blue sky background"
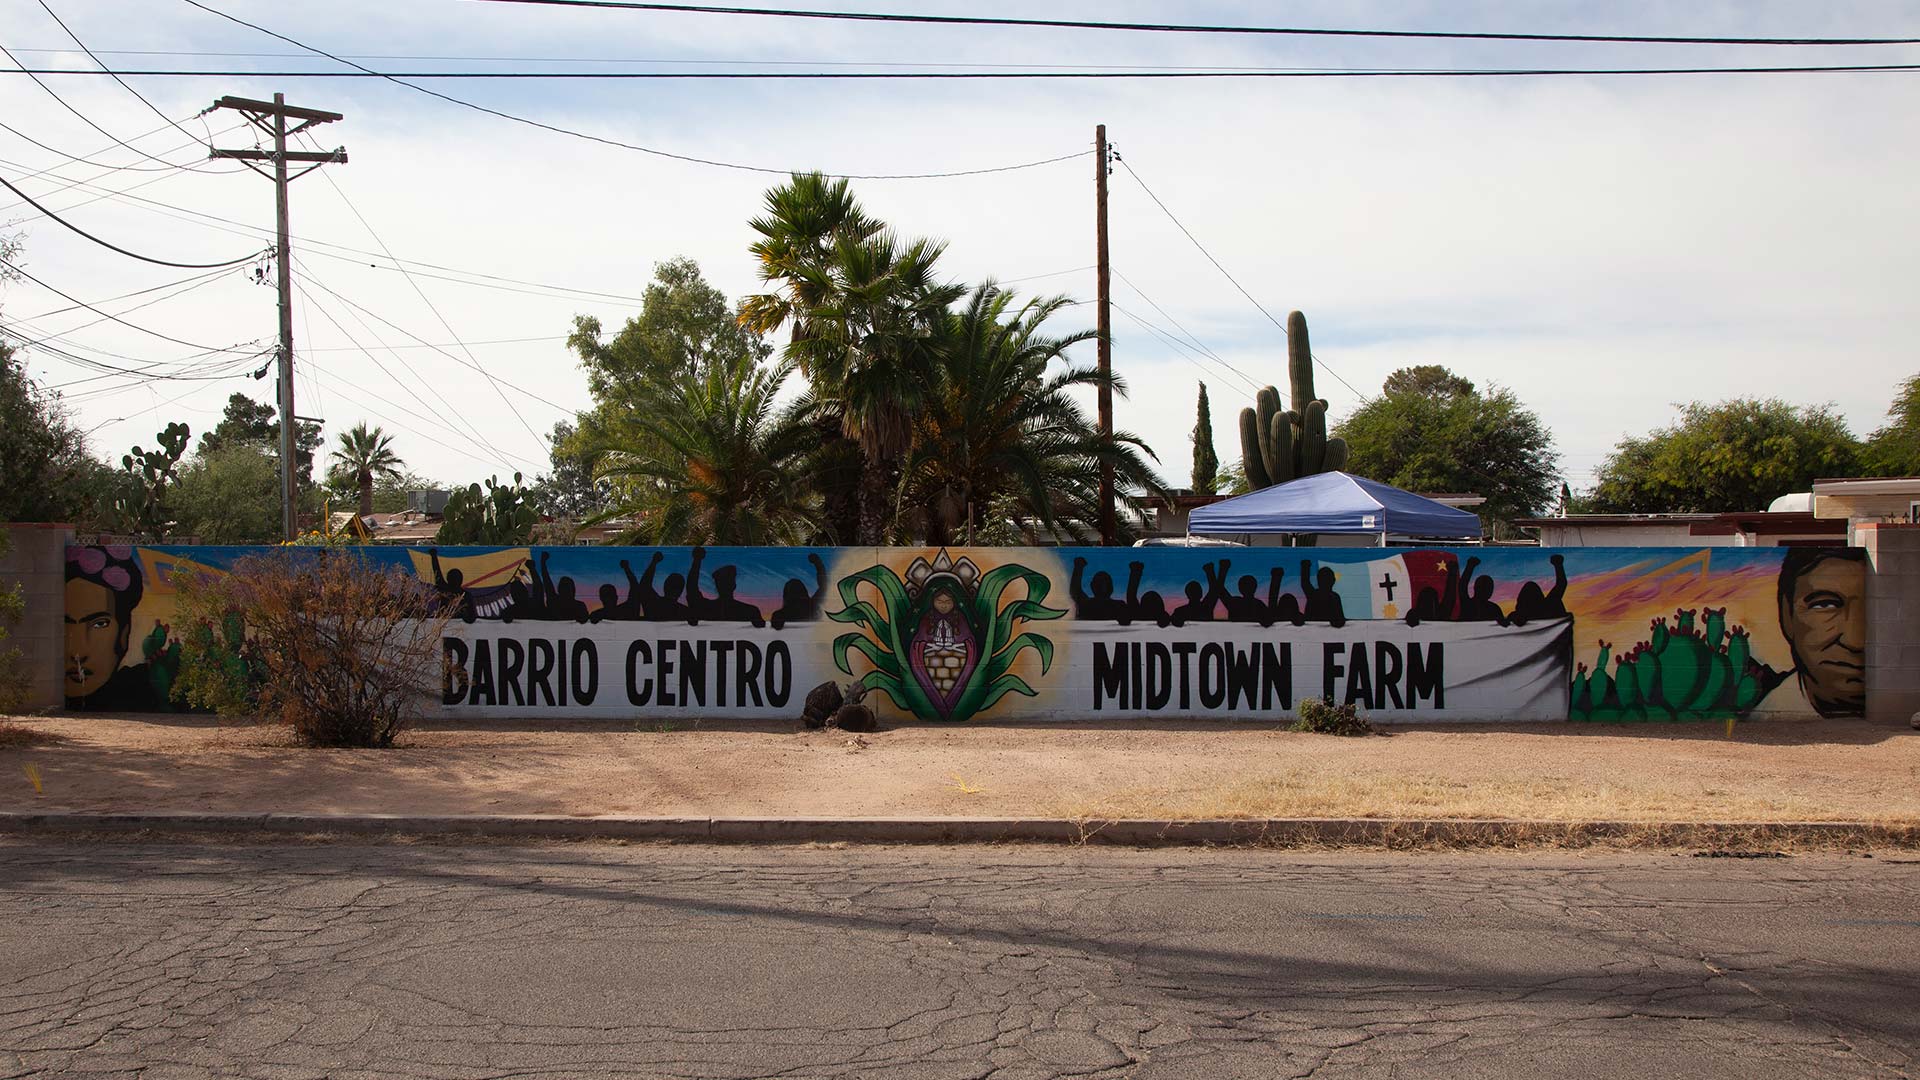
(123, 542, 1797, 626)
(4, 1, 1917, 494)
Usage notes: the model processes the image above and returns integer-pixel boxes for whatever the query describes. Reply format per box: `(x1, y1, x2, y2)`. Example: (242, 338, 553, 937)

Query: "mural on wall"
(829, 550, 1064, 723)
(63, 542, 1867, 723)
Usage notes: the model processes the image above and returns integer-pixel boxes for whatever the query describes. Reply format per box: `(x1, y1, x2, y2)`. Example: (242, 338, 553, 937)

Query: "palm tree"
(738, 172, 880, 343)
(328, 422, 404, 518)
(738, 173, 882, 544)
(791, 230, 966, 543)
(903, 284, 1165, 545)
(588, 352, 818, 545)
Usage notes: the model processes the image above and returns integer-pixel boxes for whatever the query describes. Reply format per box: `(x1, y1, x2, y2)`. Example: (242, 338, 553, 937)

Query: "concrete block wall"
(1860, 523, 1920, 725)
(0, 524, 74, 712)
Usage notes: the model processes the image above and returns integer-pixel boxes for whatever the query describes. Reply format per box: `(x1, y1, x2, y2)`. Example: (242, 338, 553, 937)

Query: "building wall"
(1818, 493, 1920, 532)
(60, 543, 1872, 725)
(2, 524, 76, 711)
(1858, 524, 1920, 724)
(1531, 523, 1729, 548)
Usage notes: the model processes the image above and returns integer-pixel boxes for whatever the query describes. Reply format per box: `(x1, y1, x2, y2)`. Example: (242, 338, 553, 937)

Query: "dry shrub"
(1290, 697, 1374, 736)
(173, 551, 451, 747)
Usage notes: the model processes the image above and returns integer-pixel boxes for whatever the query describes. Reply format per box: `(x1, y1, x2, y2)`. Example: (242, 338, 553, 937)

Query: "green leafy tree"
(1335, 366, 1558, 534)
(327, 422, 405, 517)
(1589, 398, 1861, 513)
(1190, 381, 1219, 494)
(902, 285, 1162, 545)
(0, 342, 97, 524)
(590, 351, 817, 545)
(570, 257, 771, 397)
(1863, 373, 1920, 476)
(172, 445, 282, 544)
(197, 392, 322, 487)
(529, 421, 606, 520)
(565, 259, 777, 532)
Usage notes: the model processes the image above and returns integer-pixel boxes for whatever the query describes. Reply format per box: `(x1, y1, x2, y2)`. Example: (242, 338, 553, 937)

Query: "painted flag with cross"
(1322, 550, 1460, 620)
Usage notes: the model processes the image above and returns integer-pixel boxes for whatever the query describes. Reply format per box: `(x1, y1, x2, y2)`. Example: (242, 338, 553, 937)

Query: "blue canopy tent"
(1187, 472, 1482, 543)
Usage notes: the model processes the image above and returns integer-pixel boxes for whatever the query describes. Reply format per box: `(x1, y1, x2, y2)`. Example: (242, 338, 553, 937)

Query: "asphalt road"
(1, 841, 1916, 1079)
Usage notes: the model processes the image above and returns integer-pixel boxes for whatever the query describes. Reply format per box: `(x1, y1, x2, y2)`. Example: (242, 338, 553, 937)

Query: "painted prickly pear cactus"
(1570, 607, 1787, 721)
(1238, 310, 1350, 491)
(830, 549, 1065, 722)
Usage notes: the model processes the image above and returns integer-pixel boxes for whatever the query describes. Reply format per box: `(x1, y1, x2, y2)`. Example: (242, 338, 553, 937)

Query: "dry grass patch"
(1051, 767, 1899, 825)
(0, 722, 59, 749)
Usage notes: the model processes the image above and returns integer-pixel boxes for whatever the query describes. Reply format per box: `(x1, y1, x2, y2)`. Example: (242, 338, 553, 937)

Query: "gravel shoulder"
(1, 714, 1915, 824)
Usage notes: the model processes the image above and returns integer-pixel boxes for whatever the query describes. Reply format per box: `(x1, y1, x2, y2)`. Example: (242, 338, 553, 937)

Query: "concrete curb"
(0, 811, 1916, 848)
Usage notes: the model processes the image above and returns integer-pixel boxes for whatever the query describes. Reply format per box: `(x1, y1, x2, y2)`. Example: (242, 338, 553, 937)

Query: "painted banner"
(62, 543, 1868, 723)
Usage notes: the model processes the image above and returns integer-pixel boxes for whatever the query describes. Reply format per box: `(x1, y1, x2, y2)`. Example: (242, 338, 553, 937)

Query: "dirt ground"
(2, 713, 1917, 823)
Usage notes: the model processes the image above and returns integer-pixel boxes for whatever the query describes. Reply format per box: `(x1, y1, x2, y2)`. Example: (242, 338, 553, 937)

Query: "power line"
(23, 48, 1878, 71)
(0, 41, 226, 175)
(302, 334, 564, 351)
(14, 264, 244, 350)
(16, 329, 266, 388)
(32, 0, 233, 164)
(0, 171, 264, 267)
(462, 0, 1920, 47)
(1109, 300, 1259, 398)
(1110, 270, 1264, 394)
(15, 263, 234, 320)
(291, 262, 571, 462)
(996, 264, 1095, 286)
(1115, 157, 1361, 399)
(0, 114, 219, 176)
(296, 150, 549, 454)
(14, 63, 1920, 77)
(175, 0, 1094, 178)
(2, 142, 240, 235)
(292, 281, 537, 472)
(1, 256, 263, 353)
(296, 263, 578, 415)
(293, 281, 530, 471)
(302, 359, 542, 475)
(0, 152, 649, 307)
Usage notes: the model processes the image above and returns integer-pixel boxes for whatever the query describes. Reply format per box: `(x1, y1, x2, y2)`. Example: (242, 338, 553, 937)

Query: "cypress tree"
(1191, 382, 1219, 494)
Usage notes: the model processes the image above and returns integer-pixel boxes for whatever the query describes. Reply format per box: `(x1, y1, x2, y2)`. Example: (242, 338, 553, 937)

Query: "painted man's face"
(1779, 558, 1867, 717)
(65, 578, 128, 699)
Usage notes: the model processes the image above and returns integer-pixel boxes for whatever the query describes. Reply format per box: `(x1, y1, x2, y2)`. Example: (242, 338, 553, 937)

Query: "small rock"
(800, 681, 843, 729)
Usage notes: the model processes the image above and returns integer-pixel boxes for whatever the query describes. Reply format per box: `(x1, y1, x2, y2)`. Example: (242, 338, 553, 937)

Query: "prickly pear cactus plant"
(1237, 310, 1350, 491)
(114, 422, 191, 541)
(1570, 607, 1788, 722)
(436, 472, 538, 545)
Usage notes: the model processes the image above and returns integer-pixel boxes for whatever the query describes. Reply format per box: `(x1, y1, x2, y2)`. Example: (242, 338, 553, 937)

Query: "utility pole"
(1094, 123, 1115, 546)
(208, 94, 346, 541)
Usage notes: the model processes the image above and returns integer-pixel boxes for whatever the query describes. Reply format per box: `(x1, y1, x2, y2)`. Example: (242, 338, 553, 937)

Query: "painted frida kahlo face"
(65, 577, 128, 698)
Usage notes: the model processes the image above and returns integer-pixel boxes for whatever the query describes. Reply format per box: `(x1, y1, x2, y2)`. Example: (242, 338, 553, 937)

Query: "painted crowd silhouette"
(1070, 553, 1568, 629)
(428, 546, 827, 629)
(426, 547, 1570, 632)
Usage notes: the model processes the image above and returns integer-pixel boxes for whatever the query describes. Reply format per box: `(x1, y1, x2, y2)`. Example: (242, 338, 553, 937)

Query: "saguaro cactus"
(1235, 310, 1350, 491)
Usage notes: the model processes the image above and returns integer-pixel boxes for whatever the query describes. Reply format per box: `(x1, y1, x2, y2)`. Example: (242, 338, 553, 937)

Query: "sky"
(2, 0, 1917, 499)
